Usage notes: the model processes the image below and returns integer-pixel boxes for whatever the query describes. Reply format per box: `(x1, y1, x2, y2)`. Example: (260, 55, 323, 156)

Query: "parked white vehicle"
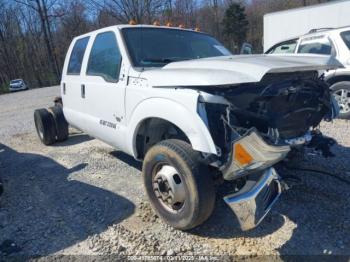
(9, 79, 28, 92)
(266, 26, 350, 119)
(263, 0, 350, 53)
(34, 25, 340, 231)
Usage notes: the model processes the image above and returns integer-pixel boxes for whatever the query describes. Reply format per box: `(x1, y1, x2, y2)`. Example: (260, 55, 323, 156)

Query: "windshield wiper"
(141, 57, 192, 64)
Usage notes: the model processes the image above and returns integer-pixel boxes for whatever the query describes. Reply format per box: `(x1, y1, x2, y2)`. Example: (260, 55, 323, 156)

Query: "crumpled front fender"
(126, 97, 218, 158)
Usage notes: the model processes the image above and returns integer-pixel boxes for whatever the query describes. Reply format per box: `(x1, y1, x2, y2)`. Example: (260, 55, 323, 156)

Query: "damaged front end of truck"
(146, 54, 342, 230)
(198, 70, 339, 230)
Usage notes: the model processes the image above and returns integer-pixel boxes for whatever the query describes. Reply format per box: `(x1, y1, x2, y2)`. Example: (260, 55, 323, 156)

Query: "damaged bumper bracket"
(224, 167, 282, 231)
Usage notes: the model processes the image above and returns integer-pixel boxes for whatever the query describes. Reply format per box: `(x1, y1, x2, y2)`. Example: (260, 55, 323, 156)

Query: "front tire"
(142, 139, 216, 230)
(331, 81, 350, 119)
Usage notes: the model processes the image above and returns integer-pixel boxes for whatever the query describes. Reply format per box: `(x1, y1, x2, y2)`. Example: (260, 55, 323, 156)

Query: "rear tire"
(331, 81, 350, 119)
(142, 139, 216, 230)
(34, 109, 56, 145)
(48, 106, 69, 142)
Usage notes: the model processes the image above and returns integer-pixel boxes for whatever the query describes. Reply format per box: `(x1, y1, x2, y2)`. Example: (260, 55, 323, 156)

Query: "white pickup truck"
(34, 25, 340, 231)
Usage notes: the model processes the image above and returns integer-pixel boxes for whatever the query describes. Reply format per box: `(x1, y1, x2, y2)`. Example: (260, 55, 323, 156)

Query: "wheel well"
(327, 75, 350, 86)
(135, 118, 190, 159)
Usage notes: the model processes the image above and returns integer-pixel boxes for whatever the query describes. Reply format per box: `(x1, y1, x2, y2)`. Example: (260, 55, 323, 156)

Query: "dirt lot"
(0, 86, 350, 258)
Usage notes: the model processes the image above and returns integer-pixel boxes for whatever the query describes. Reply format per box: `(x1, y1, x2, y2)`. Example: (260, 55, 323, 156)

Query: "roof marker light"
(129, 20, 137, 25)
(166, 22, 173, 27)
(153, 21, 160, 26)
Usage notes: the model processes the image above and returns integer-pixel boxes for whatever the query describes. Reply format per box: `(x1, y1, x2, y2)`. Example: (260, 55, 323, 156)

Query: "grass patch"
(0, 83, 9, 94)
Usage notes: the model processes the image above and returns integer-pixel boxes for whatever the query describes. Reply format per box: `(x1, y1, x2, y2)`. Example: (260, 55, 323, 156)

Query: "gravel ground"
(0, 86, 349, 258)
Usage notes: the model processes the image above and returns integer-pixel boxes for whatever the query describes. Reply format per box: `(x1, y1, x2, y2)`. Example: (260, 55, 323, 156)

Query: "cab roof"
(74, 24, 203, 40)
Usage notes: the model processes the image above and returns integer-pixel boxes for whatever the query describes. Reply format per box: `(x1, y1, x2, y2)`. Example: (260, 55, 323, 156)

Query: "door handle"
(81, 84, 85, 98)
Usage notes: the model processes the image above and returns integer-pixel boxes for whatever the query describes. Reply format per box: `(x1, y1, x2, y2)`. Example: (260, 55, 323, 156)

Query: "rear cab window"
(297, 35, 333, 55)
(340, 30, 350, 50)
(67, 37, 90, 75)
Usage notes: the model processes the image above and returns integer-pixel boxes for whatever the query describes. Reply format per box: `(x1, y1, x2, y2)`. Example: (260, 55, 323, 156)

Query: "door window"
(87, 32, 122, 82)
(67, 37, 90, 75)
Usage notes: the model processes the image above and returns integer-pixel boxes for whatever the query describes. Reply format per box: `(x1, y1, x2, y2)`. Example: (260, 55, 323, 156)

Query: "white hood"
(140, 54, 342, 87)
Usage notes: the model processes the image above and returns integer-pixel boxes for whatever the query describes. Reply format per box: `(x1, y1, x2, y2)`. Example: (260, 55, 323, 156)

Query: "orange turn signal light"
(234, 143, 253, 166)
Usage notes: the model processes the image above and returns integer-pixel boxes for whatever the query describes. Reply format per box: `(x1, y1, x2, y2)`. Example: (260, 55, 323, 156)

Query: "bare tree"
(0, 0, 341, 93)
(15, 0, 61, 81)
(89, 0, 165, 24)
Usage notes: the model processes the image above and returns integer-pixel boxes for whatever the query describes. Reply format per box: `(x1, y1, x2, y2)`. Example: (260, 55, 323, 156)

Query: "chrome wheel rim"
(334, 89, 350, 114)
(152, 165, 186, 213)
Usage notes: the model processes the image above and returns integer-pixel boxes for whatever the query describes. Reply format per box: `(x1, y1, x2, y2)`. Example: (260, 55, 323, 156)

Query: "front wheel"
(142, 139, 216, 230)
(331, 81, 350, 119)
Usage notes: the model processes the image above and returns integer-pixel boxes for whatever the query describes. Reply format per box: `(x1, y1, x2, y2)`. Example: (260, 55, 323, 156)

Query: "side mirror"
(240, 42, 253, 54)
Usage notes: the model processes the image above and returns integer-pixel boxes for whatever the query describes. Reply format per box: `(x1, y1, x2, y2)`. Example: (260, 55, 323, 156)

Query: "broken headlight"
(221, 128, 290, 180)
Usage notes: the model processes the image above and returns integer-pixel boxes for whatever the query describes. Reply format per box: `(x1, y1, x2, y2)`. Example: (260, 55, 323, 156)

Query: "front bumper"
(224, 167, 281, 231)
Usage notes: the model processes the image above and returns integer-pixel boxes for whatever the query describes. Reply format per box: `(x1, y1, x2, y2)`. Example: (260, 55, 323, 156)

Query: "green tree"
(222, 2, 248, 53)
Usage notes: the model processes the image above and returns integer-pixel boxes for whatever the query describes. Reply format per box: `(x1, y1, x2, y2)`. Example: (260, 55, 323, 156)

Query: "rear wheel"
(34, 109, 56, 145)
(48, 106, 69, 142)
(331, 81, 350, 119)
(142, 139, 216, 230)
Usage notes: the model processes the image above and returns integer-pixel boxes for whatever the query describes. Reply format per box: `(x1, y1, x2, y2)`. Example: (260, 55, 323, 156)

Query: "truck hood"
(140, 54, 342, 87)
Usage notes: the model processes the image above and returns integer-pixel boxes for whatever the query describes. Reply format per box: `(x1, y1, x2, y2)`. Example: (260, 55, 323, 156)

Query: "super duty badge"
(99, 119, 116, 129)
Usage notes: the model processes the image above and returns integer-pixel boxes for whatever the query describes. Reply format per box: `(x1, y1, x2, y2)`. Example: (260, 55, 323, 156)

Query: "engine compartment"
(199, 71, 334, 162)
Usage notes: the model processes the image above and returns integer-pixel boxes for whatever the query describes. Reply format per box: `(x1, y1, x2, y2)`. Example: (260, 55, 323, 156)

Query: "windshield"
(121, 27, 231, 68)
(10, 80, 21, 84)
(266, 39, 298, 54)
